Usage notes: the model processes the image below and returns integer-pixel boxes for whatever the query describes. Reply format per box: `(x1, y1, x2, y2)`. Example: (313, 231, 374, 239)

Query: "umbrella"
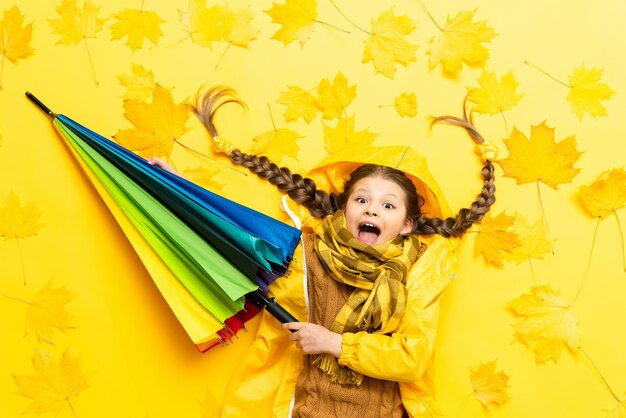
(26, 92, 300, 351)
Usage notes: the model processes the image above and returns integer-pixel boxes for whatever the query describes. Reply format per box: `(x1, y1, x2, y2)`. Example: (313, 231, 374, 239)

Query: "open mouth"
(357, 223, 380, 244)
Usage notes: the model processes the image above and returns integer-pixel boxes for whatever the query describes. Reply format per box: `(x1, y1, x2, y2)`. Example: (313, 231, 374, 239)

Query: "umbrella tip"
(25, 92, 56, 118)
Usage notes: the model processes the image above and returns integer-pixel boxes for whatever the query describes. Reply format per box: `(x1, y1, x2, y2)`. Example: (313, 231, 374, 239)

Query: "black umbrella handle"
(25, 92, 56, 118)
(249, 290, 299, 331)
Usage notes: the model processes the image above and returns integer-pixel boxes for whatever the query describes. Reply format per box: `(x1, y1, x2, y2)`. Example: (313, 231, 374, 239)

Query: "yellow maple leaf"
(604, 393, 626, 418)
(183, 166, 225, 193)
(467, 70, 523, 115)
(323, 116, 377, 155)
(579, 168, 626, 219)
(497, 122, 581, 190)
(48, 0, 106, 45)
(278, 86, 318, 123)
(251, 127, 302, 164)
(265, 0, 318, 47)
(0, 6, 34, 63)
(470, 360, 511, 409)
(509, 285, 580, 363)
(110, 7, 165, 50)
(567, 65, 614, 120)
(427, 9, 497, 73)
(25, 281, 75, 344)
(363, 8, 417, 78)
(114, 84, 191, 159)
(0, 193, 44, 239)
(14, 347, 90, 416)
(225, 6, 259, 47)
(502, 213, 552, 264)
(179, 0, 227, 49)
(118, 64, 156, 101)
(316, 72, 356, 119)
(394, 92, 417, 117)
(473, 212, 521, 268)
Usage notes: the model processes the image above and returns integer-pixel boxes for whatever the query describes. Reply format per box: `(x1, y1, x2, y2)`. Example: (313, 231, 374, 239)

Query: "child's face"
(344, 176, 413, 245)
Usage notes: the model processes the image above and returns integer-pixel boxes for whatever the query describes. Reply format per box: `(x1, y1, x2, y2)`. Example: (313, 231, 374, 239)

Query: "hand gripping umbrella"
(26, 92, 299, 351)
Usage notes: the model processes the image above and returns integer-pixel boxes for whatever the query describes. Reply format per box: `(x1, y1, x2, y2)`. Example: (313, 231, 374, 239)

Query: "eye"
(355, 197, 367, 204)
(382, 202, 395, 209)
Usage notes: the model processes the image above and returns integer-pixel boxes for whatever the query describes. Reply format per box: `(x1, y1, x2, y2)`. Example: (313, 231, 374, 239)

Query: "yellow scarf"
(313, 211, 424, 385)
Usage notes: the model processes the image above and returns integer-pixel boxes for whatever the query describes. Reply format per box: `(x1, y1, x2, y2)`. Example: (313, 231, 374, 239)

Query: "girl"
(150, 88, 495, 417)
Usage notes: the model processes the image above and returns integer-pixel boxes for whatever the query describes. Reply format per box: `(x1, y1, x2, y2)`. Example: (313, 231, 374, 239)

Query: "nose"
(365, 205, 378, 216)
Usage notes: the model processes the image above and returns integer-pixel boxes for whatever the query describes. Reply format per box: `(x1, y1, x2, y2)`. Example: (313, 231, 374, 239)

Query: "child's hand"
(282, 322, 342, 358)
(148, 156, 177, 174)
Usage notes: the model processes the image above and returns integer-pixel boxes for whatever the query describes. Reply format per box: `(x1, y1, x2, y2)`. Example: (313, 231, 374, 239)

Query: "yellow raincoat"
(219, 146, 458, 417)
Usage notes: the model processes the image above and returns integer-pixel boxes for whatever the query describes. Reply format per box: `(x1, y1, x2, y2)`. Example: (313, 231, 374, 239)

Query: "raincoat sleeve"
(337, 236, 455, 383)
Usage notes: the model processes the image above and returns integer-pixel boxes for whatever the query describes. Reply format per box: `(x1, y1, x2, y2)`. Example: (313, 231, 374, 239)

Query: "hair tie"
(212, 135, 234, 155)
(474, 141, 498, 162)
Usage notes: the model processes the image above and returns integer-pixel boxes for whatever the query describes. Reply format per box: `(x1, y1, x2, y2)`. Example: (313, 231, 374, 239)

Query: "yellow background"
(1, 0, 625, 417)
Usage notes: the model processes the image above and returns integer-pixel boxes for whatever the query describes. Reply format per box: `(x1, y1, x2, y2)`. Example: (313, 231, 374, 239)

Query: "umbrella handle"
(25, 92, 56, 117)
(248, 290, 298, 330)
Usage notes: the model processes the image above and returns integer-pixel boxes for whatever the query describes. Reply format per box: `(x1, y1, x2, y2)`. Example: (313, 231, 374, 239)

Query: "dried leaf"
(473, 212, 520, 268)
(323, 115, 377, 155)
(470, 360, 511, 409)
(183, 166, 225, 193)
(265, 0, 317, 47)
(567, 65, 614, 120)
(179, 0, 227, 49)
(394, 92, 417, 118)
(467, 70, 523, 115)
(509, 285, 580, 363)
(14, 347, 90, 416)
(316, 72, 356, 119)
(114, 84, 191, 159)
(251, 128, 302, 164)
(110, 8, 165, 50)
(497, 122, 581, 190)
(427, 9, 497, 73)
(278, 86, 318, 123)
(502, 214, 552, 264)
(225, 6, 259, 47)
(579, 168, 626, 219)
(363, 8, 417, 78)
(49, 0, 106, 45)
(0, 5, 34, 63)
(0, 193, 44, 239)
(118, 64, 156, 101)
(25, 281, 75, 344)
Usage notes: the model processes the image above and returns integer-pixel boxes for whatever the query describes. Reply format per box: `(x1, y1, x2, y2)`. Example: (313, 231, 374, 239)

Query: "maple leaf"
(363, 8, 417, 78)
(183, 166, 225, 193)
(394, 92, 417, 117)
(323, 115, 377, 155)
(118, 64, 156, 101)
(25, 281, 76, 344)
(265, 0, 318, 47)
(427, 9, 497, 73)
(467, 70, 523, 115)
(502, 214, 552, 264)
(473, 212, 521, 268)
(509, 285, 580, 363)
(0, 6, 34, 64)
(114, 84, 191, 159)
(567, 65, 614, 120)
(14, 347, 90, 416)
(278, 86, 318, 123)
(470, 360, 511, 409)
(0, 193, 44, 239)
(251, 128, 302, 164)
(110, 7, 165, 50)
(604, 393, 626, 418)
(48, 0, 106, 45)
(579, 168, 626, 219)
(497, 122, 581, 190)
(179, 0, 227, 49)
(316, 72, 356, 119)
(224, 6, 259, 48)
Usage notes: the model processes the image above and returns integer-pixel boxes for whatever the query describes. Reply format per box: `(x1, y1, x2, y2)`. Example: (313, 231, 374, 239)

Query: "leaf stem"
(413, 0, 443, 31)
(315, 20, 352, 34)
(569, 217, 600, 307)
(214, 42, 232, 71)
(67, 399, 80, 418)
(0, 291, 30, 305)
(528, 257, 536, 283)
(325, 0, 368, 34)
(613, 209, 626, 272)
(536, 180, 555, 254)
(0, 53, 5, 90)
(16, 237, 27, 285)
(268, 103, 277, 131)
(140, 0, 145, 11)
(524, 61, 570, 89)
(172, 138, 247, 176)
(578, 346, 621, 402)
(456, 391, 474, 418)
(83, 38, 99, 87)
(500, 111, 509, 136)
